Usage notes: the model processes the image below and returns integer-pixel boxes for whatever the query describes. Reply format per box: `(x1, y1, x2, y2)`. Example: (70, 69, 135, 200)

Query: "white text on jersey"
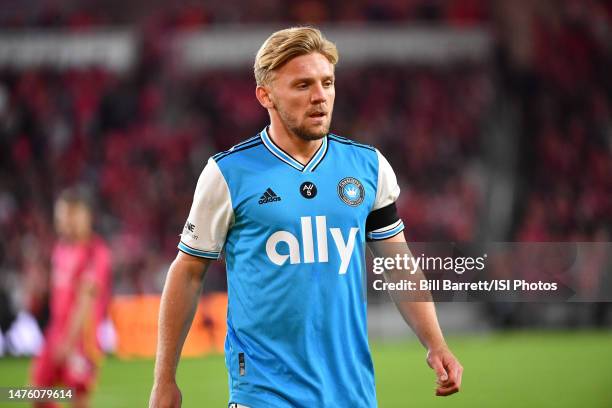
(265, 216, 359, 274)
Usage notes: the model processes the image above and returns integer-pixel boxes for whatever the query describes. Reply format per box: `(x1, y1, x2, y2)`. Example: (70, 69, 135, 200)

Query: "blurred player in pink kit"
(31, 189, 111, 408)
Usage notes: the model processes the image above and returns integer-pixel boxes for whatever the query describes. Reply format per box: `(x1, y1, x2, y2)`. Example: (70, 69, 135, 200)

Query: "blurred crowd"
(499, 1, 612, 242)
(0, 0, 489, 29)
(0, 0, 610, 322)
(0, 62, 492, 300)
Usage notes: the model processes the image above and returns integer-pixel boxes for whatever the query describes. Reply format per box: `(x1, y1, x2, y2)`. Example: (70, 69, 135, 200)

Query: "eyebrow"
(290, 75, 335, 85)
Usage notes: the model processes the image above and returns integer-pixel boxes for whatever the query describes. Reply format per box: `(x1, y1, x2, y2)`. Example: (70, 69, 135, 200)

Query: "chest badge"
(300, 182, 317, 199)
(338, 177, 365, 206)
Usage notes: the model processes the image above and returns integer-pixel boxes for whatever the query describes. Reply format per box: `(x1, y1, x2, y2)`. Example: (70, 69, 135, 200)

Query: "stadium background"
(0, 0, 610, 407)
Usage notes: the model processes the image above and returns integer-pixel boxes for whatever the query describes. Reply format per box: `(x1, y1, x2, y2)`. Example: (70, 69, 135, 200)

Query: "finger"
(455, 365, 463, 388)
(428, 357, 449, 383)
(436, 365, 462, 396)
(444, 361, 460, 385)
(436, 384, 460, 396)
(436, 371, 456, 387)
(436, 376, 451, 386)
(445, 360, 463, 387)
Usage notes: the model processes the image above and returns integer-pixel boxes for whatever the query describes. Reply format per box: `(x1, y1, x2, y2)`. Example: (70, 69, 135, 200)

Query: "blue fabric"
(216, 128, 394, 408)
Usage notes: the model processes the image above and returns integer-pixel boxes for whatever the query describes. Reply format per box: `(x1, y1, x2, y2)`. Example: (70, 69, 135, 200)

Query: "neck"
(65, 232, 92, 244)
(268, 120, 323, 166)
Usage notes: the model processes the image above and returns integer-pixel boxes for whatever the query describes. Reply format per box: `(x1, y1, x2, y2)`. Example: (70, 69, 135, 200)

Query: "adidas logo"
(258, 188, 282, 204)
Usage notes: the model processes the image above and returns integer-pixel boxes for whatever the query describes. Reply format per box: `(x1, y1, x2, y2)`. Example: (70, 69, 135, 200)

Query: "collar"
(260, 126, 328, 173)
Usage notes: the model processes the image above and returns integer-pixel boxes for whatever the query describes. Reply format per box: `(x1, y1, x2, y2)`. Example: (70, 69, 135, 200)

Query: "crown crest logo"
(337, 177, 365, 207)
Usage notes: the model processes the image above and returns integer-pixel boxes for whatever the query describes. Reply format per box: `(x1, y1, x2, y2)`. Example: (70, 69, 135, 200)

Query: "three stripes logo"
(258, 188, 282, 204)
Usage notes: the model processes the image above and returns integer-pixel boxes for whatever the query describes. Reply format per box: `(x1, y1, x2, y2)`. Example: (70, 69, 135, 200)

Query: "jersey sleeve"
(366, 149, 405, 241)
(82, 240, 111, 292)
(178, 158, 234, 259)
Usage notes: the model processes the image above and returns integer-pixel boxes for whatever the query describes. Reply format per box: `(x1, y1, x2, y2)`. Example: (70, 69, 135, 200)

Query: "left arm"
(54, 279, 96, 363)
(55, 244, 109, 363)
(368, 231, 463, 396)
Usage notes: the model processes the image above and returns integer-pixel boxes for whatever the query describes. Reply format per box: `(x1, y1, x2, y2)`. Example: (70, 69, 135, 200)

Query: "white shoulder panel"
(372, 148, 401, 211)
(178, 158, 233, 259)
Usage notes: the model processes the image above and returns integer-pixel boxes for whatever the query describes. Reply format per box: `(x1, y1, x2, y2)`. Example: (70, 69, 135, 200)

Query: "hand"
(52, 342, 71, 364)
(426, 345, 463, 396)
(149, 381, 182, 408)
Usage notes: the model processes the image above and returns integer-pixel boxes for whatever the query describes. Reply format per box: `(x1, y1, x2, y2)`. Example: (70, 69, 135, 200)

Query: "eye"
(323, 80, 334, 88)
(296, 83, 308, 90)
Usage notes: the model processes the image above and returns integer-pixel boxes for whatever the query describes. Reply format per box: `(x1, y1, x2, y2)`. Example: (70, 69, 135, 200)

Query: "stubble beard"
(277, 106, 331, 141)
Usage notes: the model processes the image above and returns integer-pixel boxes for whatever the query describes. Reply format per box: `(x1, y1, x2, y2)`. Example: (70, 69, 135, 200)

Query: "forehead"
(274, 52, 334, 82)
(55, 200, 88, 215)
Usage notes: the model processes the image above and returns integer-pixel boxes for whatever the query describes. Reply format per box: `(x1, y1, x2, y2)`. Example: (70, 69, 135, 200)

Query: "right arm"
(149, 251, 212, 408)
(150, 157, 232, 407)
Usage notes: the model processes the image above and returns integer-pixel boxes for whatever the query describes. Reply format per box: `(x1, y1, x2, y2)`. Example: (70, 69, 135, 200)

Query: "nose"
(310, 82, 327, 104)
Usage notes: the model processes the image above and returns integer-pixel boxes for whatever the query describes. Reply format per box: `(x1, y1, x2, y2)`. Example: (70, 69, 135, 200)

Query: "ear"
(256, 85, 275, 110)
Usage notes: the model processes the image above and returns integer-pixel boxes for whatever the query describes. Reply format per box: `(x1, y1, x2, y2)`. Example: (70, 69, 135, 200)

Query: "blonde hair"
(254, 26, 339, 86)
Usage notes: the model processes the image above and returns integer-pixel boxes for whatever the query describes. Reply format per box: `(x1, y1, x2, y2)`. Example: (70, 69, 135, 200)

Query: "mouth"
(308, 112, 326, 119)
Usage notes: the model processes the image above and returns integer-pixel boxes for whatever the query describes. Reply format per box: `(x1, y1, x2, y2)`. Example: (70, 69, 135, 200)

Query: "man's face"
(265, 52, 335, 141)
(54, 200, 92, 241)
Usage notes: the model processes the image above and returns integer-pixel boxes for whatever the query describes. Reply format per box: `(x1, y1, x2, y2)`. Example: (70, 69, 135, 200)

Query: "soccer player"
(150, 27, 463, 408)
(31, 189, 111, 408)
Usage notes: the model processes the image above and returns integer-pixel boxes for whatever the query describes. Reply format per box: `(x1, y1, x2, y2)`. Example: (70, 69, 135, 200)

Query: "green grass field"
(1, 330, 610, 407)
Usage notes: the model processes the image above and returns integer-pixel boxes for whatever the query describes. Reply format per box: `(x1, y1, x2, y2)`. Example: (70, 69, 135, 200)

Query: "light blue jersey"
(179, 127, 404, 408)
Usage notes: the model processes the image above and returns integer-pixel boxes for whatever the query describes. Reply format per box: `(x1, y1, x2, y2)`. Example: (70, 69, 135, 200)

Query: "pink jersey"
(49, 235, 111, 352)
